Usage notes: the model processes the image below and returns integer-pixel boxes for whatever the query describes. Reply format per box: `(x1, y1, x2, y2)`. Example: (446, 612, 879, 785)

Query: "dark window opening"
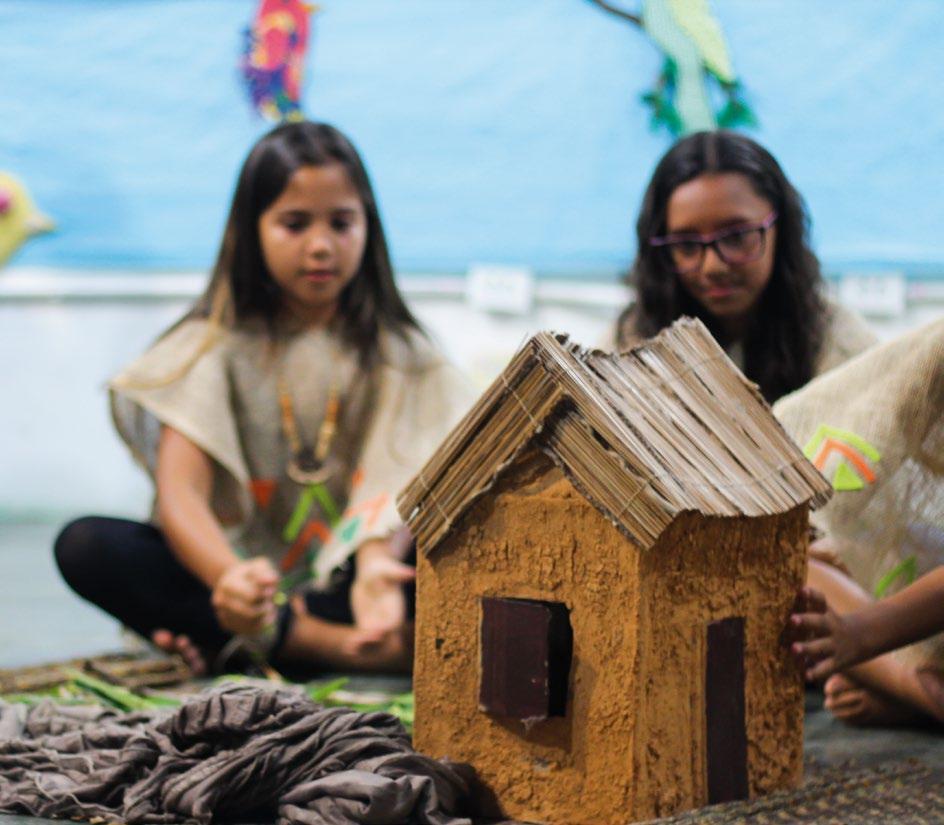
(479, 596, 573, 721)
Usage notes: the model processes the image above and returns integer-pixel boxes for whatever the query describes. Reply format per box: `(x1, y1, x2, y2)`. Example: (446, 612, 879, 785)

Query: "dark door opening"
(705, 616, 749, 804)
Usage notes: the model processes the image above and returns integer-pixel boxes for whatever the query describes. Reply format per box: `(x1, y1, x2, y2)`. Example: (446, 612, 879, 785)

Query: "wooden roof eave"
(398, 344, 570, 554)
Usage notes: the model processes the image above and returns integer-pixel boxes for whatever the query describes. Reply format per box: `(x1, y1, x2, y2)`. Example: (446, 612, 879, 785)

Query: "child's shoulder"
(817, 297, 879, 374)
(112, 315, 231, 389)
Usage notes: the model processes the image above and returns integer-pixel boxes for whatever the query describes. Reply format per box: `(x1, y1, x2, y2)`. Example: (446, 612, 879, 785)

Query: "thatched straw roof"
(398, 318, 832, 554)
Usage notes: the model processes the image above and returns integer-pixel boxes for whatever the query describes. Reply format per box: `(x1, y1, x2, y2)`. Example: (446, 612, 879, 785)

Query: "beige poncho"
(110, 318, 474, 591)
(774, 317, 944, 667)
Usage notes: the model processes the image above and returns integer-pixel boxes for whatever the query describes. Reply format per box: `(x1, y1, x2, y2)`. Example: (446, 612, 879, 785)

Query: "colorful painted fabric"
(110, 318, 473, 591)
(775, 317, 944, 667)
(241, 0, 314, 122)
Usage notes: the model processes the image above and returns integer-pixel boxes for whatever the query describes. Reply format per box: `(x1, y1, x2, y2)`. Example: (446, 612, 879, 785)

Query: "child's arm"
(791, 568, 944, 681)
(156, 426, 277, 635)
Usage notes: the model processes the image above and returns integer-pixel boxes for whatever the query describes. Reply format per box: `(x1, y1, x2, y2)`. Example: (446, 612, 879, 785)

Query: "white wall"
(0, 274, 626, 519)
(1, 273, 942, 520)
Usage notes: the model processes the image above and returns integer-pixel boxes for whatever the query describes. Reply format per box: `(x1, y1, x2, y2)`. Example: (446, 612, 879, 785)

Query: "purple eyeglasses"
(649, 211, 778, 274)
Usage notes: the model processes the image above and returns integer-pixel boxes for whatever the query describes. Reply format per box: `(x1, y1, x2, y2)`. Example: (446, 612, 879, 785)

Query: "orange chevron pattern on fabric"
(811, 439, 876, 483)
(803, 425, 880, 492)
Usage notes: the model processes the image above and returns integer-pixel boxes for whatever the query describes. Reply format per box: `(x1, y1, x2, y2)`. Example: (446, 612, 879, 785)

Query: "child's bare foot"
(151, 629, 208, 676)
(823, 673, 923, 726)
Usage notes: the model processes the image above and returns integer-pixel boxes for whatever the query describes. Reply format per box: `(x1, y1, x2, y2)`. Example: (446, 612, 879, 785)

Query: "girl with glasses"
(608, 130, 876, 403)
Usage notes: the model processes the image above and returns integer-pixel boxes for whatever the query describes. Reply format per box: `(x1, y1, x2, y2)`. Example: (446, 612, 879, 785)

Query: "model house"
(398, 318, 831, 824)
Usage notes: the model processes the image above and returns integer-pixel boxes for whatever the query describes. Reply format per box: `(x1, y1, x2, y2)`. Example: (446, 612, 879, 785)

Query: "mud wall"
(414, 448, 643, 824)
(414, 446, 807, 824)
(631, 507, 807, 819)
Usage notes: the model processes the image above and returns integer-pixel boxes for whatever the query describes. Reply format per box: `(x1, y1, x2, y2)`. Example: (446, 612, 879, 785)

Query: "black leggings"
(53, 516, 360, 661)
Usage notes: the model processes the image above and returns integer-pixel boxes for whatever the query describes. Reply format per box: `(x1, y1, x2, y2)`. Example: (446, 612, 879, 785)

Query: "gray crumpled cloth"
(0, 684, 473, 825)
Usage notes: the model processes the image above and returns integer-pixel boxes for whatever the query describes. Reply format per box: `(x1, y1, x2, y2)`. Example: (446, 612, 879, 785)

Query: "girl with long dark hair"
(612, 130, 875, 403)
(54, 122, 472, 674)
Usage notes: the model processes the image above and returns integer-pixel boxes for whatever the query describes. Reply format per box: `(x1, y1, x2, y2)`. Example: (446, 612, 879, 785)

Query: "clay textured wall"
(414, 445, 808, 824)
(414, 448, 643, 824)
(631, 507, 808, 819)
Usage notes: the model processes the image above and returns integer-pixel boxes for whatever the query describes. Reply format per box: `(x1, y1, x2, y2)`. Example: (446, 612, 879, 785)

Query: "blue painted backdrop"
(2, 0, 943, 277)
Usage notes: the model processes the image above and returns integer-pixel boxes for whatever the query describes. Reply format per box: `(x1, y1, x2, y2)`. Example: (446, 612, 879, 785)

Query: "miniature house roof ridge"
(532, 336, 713, 512)
(532, 325, 828, 513)
(397, 318, 832, 555)
(532, 326, 828, 522)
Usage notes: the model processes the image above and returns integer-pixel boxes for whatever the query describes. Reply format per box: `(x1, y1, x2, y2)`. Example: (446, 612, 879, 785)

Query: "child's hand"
(211, 557, 279, 636)
(789, 585, 863, 682)
(351, 539, 415, 635)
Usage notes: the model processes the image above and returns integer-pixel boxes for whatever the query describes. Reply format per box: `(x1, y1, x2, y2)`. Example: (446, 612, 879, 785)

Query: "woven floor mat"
(643, 759, 944, 824)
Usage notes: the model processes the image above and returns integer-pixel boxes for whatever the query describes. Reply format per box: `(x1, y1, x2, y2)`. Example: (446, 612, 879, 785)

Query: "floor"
(803, 686, 944, 768)
(1, 519, 943, 824)
(0, 521, 121, 668)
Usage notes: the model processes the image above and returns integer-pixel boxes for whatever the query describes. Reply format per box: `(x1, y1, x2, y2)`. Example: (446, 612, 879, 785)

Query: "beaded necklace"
(277, 371, 341, 485)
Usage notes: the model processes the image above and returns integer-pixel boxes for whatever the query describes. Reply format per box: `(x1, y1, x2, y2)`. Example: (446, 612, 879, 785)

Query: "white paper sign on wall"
(465, 264, 535, 316)
(837, 272, 906, 318)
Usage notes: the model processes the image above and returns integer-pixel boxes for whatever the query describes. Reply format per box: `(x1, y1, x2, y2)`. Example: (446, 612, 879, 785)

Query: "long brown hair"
(622, 130, 828, 403)
(192, 121, 422, 366)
